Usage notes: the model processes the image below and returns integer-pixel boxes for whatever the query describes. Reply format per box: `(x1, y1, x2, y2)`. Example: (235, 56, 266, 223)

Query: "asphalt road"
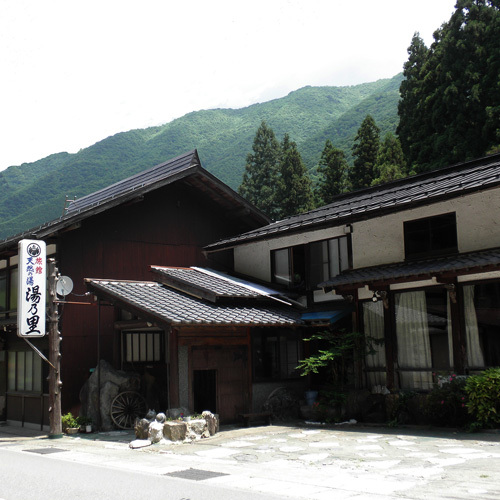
(0, 447, 283, 500)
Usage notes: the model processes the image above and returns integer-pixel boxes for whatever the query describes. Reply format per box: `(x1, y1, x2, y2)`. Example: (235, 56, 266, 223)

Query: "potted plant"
(77, 416, 93, 433)
(61, 412, 80, 434)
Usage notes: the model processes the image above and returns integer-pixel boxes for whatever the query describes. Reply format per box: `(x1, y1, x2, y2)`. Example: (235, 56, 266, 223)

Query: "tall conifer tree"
(316, 140, 347, 205)
(350, 115, 380, 190)
(398, 1, 500, 171)
(275, 134, 314, 219)
(239, 121, 281, 219)
(372, 133, 407, 186)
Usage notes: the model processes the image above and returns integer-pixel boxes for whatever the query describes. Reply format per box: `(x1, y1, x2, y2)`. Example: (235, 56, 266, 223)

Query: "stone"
(263, 387, 299, 420)
(202, 411, 218, 436)
(145, 409, 157, 421)
(148, 420, 164, 443)
(163, 421, 187, 442)
(129, 439, 151, 449)
(189, 418, 207, 436)
(134, 418, 150, 439)
(156, 412, 166, 423)
(79, 359, 141, 431)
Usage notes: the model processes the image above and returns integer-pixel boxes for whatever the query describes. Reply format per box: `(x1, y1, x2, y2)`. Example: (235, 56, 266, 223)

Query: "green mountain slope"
(0, 73, 403, 239)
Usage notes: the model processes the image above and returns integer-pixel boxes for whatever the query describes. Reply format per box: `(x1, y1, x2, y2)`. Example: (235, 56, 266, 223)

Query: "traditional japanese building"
(206, 153, 500, 394)
(0, 150, 272, 428)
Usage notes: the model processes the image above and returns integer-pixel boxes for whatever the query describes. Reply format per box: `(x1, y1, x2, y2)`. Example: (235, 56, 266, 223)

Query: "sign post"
(17, 240, 62, 437)
(48, 259, 62, 437)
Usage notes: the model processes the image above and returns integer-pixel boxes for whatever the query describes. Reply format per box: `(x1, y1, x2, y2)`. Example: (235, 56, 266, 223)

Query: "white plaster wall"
(353, 188, 500, 269)
(234, 226, 346, 281)
(233, 187, 500, 286)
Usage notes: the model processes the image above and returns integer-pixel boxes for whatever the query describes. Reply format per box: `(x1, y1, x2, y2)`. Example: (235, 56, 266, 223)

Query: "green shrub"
(465, 368, 500, 429)
(61, 412, 79, 429)
(425, 375, 470, 428)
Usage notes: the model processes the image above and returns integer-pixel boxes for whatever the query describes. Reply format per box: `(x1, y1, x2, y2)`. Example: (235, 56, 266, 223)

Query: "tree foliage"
(315, 140, 348, 205)
(0, 75, 402, 238)
(350, 115, 380, 189)
(372, 133, 407, 186)
(275, 134, 314, 219)
(398, 1, 500, 171)
(238, 121, 281, 219)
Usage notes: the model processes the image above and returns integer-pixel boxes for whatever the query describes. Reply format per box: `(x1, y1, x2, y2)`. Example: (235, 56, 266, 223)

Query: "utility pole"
(48, 259, 62, 438)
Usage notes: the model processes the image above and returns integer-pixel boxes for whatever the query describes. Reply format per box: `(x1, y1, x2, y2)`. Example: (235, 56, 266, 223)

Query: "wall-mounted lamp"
(371, 290, 389, 309)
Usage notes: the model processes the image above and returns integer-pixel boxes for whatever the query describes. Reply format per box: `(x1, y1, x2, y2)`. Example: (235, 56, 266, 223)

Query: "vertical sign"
(17, 239, 46, 337)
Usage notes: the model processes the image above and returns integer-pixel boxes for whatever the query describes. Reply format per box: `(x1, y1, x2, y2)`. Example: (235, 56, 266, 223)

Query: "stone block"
(202, 411, 218, 436)
(134, 418, 150, 439)
(189, 418, 207, 436)
(163, 421, 187, 442)
(148, 420, 164, 443)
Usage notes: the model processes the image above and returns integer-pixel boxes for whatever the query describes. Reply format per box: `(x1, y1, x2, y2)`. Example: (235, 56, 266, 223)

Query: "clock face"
(56, 276, 74, 297)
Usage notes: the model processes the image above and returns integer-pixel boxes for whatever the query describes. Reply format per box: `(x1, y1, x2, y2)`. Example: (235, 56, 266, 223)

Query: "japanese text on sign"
(17, 239, 46, 337)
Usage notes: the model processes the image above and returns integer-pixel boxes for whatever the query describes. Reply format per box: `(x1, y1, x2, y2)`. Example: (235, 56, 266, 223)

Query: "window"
(271, 236, 350, 290)
(404, 213, 458, 260)
(362, 300, 386, 389)
(252, 330, 303, 381)
(463, 282, 500, 368)
(395, 288, 449, 390)
(271, 246, 305, 288)
(0, 261, 18, 319)
(7, 350, 43, 392)
(308, 237, 349, 288)
(124, 331, 163, 363)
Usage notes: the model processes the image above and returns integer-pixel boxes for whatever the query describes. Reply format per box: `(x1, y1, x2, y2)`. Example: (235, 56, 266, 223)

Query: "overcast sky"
(0, 0, 457, 172)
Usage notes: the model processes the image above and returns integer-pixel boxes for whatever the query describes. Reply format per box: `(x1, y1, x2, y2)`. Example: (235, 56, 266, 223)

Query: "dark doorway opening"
(193, 369, 217, 414)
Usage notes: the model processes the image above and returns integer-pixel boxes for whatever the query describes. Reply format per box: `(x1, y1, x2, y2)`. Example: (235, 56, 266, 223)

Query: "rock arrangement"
(79, 360, 141, 431)
(130, 410, 219, 448)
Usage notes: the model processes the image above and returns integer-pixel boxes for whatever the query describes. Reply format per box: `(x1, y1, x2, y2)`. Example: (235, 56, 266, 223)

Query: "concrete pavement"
(1, 421, 500, 499)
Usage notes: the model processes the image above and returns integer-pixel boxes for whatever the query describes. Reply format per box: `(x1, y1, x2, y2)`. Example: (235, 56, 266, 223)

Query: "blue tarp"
(301, 309, 351, 323)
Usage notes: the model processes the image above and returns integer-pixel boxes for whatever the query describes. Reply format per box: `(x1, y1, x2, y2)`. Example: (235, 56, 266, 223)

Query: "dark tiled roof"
(151, 266, 266, 301)
(0, 150, 269, 252)
(86, 279, 302, 327)
(206, 153, 500, 250)
(320, 247, 500, 291)
(66, 150, 199, 214)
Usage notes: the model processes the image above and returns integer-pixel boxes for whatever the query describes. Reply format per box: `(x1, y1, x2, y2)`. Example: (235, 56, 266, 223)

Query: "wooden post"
(48, 259, 63, 438)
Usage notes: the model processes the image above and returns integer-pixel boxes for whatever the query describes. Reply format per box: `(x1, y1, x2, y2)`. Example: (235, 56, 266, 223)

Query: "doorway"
(193, 369, 217, 414)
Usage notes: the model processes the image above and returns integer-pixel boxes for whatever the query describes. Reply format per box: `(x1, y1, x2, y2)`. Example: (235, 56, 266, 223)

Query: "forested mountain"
(0, 73, 402, 239)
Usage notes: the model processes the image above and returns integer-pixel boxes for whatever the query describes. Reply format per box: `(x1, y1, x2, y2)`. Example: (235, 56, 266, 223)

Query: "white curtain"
(463, 285, 485, 368)
(395, 291, 433, 390)
(363, 301, 386, 388)
(447, 295, 454, 368)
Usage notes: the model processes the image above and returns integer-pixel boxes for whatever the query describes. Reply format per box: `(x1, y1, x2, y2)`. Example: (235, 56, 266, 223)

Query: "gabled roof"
(150, 265, 288, 303)
(85, 278, 302, 327)
(65, 150, 201, 215)
(320, 247, 500, 293)
(206, 153, 500, 251)
(0, 150, 270, 253)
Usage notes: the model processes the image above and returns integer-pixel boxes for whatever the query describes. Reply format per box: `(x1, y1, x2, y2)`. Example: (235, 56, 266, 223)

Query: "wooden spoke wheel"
(110, 391, 148, 429)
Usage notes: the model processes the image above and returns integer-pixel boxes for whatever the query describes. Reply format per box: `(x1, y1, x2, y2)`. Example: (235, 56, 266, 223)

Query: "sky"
(0, 0, 457, 172)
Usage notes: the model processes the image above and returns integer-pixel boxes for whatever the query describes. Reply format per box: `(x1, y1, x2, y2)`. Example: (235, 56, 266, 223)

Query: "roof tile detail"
(87, 279, 301, 327)
(319, 247, 500, 290)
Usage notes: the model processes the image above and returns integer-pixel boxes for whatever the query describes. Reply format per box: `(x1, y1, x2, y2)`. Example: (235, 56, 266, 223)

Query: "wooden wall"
(55, 181, 260, 412)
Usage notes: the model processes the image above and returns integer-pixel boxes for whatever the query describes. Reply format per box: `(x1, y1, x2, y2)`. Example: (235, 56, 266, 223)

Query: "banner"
(17, 239, 46, 337)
